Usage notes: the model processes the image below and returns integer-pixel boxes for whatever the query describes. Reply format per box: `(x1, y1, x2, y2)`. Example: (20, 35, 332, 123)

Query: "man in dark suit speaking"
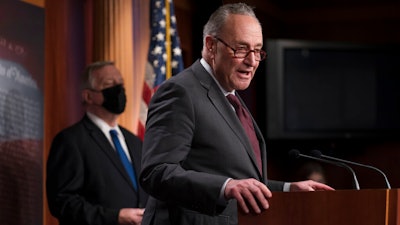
(139, 3, 333, 225)
(46, 61, 147, 225)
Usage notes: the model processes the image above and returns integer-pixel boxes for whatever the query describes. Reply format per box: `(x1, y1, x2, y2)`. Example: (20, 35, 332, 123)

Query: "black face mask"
(101, 84, 126, 114)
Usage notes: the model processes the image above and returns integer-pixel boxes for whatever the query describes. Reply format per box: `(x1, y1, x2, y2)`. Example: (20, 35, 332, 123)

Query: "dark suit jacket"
(140, 59, 284, 225)
(46, 115, 148, 225)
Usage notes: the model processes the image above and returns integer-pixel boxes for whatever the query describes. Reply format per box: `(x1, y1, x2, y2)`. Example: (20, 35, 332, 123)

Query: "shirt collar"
(86, 112, 122, 135)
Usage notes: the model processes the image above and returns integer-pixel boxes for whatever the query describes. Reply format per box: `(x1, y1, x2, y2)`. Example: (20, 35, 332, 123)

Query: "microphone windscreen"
(288, 149, 300, 159)
(310, 149, 322, 158)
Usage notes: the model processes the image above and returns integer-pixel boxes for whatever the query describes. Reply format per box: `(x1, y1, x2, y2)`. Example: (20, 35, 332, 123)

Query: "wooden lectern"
(238, 189, 399, 225)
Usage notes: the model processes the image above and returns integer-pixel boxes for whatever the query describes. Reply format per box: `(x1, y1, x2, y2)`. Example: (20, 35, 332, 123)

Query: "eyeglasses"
(214, 36, 267, 61)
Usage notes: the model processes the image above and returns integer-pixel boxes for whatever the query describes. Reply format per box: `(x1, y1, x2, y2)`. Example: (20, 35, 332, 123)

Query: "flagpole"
(165, 0, 172, 79)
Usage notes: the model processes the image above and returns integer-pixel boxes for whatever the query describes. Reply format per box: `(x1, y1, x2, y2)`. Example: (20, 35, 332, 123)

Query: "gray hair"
(81, 61, 114, 90)
(202, 3, 259, 44)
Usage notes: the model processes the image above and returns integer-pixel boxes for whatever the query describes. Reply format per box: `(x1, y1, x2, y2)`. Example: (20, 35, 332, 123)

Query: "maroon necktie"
(226, 94, 262, 173)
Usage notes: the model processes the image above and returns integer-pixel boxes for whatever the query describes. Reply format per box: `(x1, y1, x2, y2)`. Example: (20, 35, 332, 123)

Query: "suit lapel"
(82, 116, 137, 191)
(192, 61, 263, 178)
(215, 92, 262, 178)
(236, 95, 267, 179)
(121, 127, 141, 186)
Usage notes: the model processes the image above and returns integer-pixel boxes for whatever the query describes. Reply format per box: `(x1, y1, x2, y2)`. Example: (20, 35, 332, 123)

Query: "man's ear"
(205, 36, 215, 53)
(82, 89, 91, 104)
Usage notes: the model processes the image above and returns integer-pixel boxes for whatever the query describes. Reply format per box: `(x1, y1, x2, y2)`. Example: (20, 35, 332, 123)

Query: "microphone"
(310, 150, 391, 189)
(289, 149, 360, 190)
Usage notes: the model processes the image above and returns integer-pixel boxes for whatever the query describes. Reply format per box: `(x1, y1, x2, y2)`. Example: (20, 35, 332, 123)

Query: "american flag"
(138, 0, 184, 139)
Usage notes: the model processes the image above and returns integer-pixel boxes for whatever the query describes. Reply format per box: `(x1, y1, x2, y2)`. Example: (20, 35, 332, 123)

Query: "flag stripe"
(142, 82, 153, 105)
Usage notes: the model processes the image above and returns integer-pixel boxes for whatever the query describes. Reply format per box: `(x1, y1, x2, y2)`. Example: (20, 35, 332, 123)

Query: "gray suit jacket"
(140, 60, 284, 225)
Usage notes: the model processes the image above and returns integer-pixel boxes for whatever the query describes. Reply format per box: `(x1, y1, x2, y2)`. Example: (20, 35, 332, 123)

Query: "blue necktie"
(110, 129, 138, 191)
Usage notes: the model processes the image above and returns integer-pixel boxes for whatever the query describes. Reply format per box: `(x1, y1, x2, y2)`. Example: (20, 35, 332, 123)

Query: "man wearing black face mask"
(46, 61, 148, 225)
